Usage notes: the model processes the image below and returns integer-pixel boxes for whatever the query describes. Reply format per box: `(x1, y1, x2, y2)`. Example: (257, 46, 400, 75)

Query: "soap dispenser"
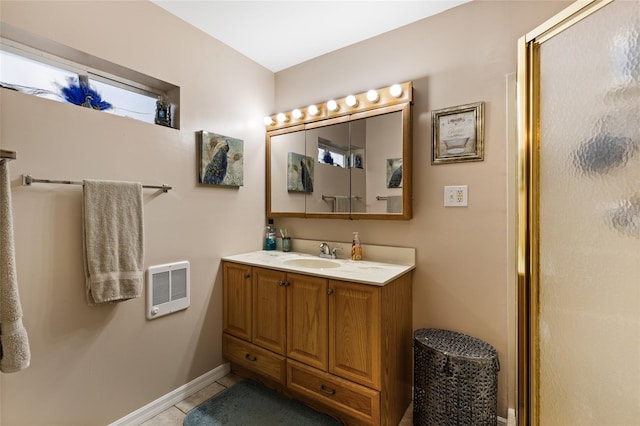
(351, 232, 363, 261)
(265, 219, 277, 251)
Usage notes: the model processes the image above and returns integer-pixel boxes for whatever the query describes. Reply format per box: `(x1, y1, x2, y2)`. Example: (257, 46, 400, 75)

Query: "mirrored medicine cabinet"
(266, 82, 413, 220)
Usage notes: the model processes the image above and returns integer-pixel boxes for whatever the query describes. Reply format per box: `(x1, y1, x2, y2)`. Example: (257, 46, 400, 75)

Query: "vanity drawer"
(287, 359, 380, 425)
(223, 333, 286, 386)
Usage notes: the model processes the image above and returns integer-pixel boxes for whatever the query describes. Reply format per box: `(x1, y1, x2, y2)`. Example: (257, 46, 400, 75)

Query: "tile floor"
(140, 372, 413, 426)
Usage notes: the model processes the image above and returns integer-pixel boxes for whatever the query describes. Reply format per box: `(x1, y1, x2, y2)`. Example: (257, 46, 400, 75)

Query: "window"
(1, 38, 178, 128)
(318, 147, 347, 167)
(317, 137, 347, 168)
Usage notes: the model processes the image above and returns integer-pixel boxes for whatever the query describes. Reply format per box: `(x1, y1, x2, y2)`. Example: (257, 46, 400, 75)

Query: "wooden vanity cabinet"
(294, 275, 412, 426)
(223, 263, 288, 386)
(223, 262, 287, 352)
(222, 261, 412, 426)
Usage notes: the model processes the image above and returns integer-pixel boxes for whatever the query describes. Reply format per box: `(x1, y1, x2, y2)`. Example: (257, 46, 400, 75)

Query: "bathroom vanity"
(221, 245, 414, 425)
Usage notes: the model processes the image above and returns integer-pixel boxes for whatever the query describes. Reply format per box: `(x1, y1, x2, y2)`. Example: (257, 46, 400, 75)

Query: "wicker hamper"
(413, 328, 500, 426)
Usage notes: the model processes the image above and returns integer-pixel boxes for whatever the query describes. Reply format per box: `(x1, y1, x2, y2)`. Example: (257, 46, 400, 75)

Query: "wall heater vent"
(146, 261, 190, 319)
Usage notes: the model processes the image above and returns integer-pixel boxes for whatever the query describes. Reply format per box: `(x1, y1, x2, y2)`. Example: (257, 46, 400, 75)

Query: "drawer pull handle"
(245, 354, 257, 362)
(320, 385, 336, 395)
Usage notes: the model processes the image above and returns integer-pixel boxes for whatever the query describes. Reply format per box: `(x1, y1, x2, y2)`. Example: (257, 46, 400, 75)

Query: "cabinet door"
(223, 262, 252, 341)
(329, 280, 381, 390)
(287, 273, 328, 371)
(252, 267, 287, 355)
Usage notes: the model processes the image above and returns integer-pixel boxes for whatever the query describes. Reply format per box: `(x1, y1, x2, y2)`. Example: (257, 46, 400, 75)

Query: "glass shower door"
(519, 0, 640, 424)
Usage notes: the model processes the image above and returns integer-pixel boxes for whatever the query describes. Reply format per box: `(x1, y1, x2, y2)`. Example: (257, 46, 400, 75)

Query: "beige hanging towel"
(0, 161, 31, 373)
(334, 196, 350, 213)
(386, 196, 402, 214)
(83, 180, 144, 305)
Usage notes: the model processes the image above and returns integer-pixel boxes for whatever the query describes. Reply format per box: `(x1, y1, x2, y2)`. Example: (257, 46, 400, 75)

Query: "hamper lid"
(414, 328, 499, 370)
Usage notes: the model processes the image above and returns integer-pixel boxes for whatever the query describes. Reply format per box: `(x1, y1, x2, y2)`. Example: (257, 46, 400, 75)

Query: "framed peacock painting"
(386, 158, 402, 188)
(287, 152, 314, 193)
(198, 131, 244, 187)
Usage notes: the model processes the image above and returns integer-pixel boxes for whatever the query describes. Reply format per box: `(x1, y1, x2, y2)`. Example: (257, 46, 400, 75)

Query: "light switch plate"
(444, 185, 468, 207)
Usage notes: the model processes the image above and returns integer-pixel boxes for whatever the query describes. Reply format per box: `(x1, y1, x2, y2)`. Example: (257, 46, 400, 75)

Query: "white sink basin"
(283, 258, 341, 269)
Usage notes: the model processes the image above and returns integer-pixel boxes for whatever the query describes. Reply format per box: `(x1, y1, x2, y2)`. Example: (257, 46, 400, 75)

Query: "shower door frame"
(516, 1, 616, 425)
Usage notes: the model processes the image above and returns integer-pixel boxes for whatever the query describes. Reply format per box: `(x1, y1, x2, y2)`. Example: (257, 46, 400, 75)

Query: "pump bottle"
(351, 232, 363, 261)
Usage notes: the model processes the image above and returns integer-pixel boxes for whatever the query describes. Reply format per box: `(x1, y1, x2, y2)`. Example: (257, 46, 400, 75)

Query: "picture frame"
(198, 131, 244, 186)
(386, 158, 403, 188)
(155, 98, 172, 127)
(432, 101, 484, 164)
(287, 152, 314, 193)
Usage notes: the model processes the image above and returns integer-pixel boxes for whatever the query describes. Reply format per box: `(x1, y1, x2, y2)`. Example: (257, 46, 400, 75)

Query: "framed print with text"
(432, 102, 484, 164)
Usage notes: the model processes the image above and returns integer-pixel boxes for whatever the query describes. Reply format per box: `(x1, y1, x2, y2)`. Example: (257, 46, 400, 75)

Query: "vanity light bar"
(265, 81, 412, 130)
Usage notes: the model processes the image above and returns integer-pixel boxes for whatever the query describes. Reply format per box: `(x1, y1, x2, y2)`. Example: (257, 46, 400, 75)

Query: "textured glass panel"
(537, 1, 640, 425)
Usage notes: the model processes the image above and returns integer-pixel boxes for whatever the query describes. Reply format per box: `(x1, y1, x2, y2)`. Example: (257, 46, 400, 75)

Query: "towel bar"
(22, 174, 172, 193)
(376, 196, 388, 201)
(322, 194, 362, 201)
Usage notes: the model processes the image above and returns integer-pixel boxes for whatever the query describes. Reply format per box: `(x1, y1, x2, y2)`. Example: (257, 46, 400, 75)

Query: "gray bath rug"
(183, 379, 343, 426)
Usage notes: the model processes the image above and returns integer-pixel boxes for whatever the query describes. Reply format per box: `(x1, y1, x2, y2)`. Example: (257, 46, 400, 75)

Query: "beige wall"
(0, 0, 573, 424)
(273, 0, 570, 417)
(0, 1, 273, 424)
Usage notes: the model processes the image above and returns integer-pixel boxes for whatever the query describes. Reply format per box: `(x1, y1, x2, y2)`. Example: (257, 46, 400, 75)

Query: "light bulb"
(276, 112, 288, 123)
(292, 109, 303, 119)
(390, 84, 403, 98)
(264, 116, 274, 126)
(345, 95, 358, 107)
(327, 100, 338, 112)
(366, 90, 379, 102)
(308, 105, 319, 116)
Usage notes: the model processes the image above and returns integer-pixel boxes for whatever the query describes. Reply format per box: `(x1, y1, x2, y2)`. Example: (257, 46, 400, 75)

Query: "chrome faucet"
(319, 243, 339, 259)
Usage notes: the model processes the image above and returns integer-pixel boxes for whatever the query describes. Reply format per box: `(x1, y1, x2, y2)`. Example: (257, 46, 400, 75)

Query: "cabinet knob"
(245, 274, 251, 279)
(245, 354, 257, 362)
(327, 289, 334, 295)
(320, 384, 336, 395)
(279, 281, 290, 287)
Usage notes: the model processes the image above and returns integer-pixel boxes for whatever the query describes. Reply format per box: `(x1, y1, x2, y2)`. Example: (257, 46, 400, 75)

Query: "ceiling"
(152, 1, 471, 72)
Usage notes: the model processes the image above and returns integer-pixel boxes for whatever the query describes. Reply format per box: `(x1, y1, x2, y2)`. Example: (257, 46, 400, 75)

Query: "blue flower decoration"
(60, 77, 112, 110)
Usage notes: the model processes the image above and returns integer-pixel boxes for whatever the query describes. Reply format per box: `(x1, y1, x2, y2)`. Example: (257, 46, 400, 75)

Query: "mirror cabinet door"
(353, 110, 404, 216)
(267, 129, 306, 215)
(304, 121, 351, 216)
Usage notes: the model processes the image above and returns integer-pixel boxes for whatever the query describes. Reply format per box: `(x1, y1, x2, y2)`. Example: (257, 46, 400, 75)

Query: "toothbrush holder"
(282, 237, 291, 252)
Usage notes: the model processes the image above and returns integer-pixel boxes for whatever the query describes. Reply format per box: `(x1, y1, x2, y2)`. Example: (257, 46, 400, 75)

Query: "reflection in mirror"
(268, 129, 306, 215)
(353, 111, 403, 215)
(305, 121, 350, 215)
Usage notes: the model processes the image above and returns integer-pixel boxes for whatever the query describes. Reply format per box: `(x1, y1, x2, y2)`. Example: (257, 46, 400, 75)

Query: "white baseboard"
(498, 408, 517, 426)
(109, 362, 231, 426)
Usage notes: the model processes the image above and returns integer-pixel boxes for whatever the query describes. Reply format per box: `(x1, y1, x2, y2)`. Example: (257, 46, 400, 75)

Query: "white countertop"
(222, 249, 415, 286)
